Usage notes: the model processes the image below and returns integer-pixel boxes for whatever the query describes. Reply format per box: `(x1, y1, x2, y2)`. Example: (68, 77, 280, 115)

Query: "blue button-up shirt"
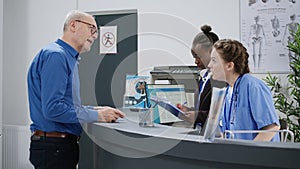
(27, 39, 98, 136)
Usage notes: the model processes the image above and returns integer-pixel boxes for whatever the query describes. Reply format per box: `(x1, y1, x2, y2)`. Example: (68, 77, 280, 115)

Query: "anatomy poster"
(240, 0, 299, 73)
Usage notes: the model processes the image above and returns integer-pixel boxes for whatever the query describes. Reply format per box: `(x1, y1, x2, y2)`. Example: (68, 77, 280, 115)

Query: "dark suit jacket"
(193, 79, 226, 129)
(193, 79, 212, 129)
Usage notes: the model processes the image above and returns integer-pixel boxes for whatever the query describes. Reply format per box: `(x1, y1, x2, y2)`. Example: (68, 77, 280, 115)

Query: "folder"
(150, 96, 185, 117)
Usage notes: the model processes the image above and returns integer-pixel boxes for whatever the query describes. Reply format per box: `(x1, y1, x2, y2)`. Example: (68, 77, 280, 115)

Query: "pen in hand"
(176, 101, 188, 111)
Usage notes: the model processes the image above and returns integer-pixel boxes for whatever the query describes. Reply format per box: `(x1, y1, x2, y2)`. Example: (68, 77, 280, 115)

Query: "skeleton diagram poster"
(240, 0, 299, 73)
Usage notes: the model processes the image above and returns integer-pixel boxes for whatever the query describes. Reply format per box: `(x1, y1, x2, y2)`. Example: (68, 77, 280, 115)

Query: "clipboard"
(150, 96, 186, 117)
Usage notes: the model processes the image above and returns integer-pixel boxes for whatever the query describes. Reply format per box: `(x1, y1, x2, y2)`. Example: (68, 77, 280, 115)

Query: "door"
(78, 10, 138, 169)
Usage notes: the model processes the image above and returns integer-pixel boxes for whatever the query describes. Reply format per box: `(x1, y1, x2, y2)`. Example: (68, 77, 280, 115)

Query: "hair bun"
(201, 25, 212, 34)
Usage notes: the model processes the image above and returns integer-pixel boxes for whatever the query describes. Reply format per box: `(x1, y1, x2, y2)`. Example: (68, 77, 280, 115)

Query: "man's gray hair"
(63, 10, 90, 32)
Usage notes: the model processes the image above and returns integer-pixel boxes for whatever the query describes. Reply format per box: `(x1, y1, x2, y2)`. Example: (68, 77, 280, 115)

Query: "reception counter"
(84, 110, 300, 169)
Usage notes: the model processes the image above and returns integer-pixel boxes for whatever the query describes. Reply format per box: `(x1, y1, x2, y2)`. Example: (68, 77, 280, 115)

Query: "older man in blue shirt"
(27, 10, 125, 169)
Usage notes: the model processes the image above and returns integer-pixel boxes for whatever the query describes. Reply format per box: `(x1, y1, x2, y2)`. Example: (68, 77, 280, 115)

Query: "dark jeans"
(29, 136, 79, 169)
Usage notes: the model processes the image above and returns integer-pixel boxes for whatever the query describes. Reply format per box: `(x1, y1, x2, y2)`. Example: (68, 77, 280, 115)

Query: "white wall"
(2, 0, 290, 127)
(2, 0, 241, 126)
(1, 1, 291, 168)
(2, 1, 76, 167)
(2, 0, 77, 126)
(78, 0, 240, 75)
(0, 0, 3, 166)
(6, 0, 288, 126)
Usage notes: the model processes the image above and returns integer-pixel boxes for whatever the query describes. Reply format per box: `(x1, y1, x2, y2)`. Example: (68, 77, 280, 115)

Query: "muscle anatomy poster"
(240, 0, 299, 73)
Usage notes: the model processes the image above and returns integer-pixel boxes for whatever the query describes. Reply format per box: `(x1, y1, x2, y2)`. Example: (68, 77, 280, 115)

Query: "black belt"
(31, 130, 80, 142)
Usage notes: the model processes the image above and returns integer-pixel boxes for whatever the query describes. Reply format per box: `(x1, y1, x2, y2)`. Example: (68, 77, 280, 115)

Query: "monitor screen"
(147, 84, 187, 124)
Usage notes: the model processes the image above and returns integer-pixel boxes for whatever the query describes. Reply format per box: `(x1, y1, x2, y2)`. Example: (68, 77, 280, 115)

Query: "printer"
(150, 65, 200, 93)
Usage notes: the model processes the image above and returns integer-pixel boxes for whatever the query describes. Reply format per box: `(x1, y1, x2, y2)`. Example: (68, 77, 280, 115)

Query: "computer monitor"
(147, 84, 187, 124)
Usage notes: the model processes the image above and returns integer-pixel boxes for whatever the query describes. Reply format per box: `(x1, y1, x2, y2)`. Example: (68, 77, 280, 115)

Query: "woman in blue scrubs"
(208, 39, 280, 141)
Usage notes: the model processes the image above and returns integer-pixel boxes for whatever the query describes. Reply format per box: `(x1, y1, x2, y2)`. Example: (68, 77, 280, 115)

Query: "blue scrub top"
(220, 74, 280, 141)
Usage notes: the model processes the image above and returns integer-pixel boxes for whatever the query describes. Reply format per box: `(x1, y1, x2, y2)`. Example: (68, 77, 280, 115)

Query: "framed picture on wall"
(240, 0, 299, 73)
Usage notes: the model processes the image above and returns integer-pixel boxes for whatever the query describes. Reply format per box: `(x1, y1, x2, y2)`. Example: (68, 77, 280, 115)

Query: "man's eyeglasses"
(75, 20, 98, 35)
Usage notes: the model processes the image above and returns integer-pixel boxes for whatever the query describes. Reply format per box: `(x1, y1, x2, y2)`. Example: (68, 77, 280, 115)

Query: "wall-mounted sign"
(99, 26, 117, 54)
